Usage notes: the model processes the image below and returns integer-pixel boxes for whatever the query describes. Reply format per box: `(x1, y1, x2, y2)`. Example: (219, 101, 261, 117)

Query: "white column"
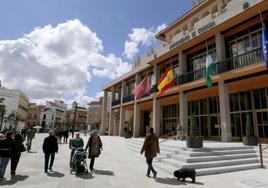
(108, 109, 114, 136)
(133, 103, 140, 137)
(215, 32, 226, 62)
(152, 97, 160, 136)
(219, 81, 232, 142)
(119, 81, 126, 136)
(100, 90, 108, 135)
(179, 91, 188, 132)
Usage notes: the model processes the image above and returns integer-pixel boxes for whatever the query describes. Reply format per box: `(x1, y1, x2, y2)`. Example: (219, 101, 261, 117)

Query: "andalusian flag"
(157, 67, 175, 95)
(262, 22, 268, 70)
(205, 53, 215, 88)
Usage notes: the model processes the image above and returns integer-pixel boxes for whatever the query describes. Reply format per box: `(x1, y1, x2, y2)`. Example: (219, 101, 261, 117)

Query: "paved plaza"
(0, 134, 268, 188)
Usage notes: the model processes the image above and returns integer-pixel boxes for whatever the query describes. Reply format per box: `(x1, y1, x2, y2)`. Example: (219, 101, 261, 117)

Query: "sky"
(0, 0, 191, 107)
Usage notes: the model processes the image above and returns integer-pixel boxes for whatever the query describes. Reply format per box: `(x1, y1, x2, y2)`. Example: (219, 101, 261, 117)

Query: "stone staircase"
(126, 138, 262, 176)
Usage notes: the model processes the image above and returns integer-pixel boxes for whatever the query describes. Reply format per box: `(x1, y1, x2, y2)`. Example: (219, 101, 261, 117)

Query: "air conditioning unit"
(243, 2, 250, 10)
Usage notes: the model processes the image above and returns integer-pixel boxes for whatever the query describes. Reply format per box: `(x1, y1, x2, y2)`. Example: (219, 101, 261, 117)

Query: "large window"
(125, 81, 135, 97)
(162, 104, 179, 135)
(187, 45, 216, 72)
(227, 24, 262, 58)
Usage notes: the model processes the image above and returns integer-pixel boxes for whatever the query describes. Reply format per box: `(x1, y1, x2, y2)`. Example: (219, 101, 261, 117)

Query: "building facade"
(87, 98, 102, 127)
(26, 103, 45, 128)
(65, 106, 88, 130)
(101, 0, 268, 142)
(40, 100, 67, 130)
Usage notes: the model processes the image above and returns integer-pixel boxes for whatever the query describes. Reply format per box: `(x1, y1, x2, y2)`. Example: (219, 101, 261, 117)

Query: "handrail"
(259, 140, 268, 169)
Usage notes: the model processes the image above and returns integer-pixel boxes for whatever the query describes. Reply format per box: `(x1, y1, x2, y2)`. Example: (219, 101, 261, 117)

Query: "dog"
(173, 168, 196, 183)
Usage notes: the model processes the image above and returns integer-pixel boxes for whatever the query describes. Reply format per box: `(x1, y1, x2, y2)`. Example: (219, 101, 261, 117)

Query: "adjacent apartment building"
(101, 0, 268, 142)
(40, 100, 67, 130)
(87, 98, 102, 126)
(26, 103, 45, 128)
(65, 106, 88, 130)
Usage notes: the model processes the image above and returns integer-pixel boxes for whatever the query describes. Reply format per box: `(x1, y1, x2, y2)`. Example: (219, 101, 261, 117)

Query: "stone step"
(127, 142, 178, 154)
(161, 158, 259, 169)
(178, 149, 256, 157)
(183, 153, 258, 163)
(153, 161, 261, 177)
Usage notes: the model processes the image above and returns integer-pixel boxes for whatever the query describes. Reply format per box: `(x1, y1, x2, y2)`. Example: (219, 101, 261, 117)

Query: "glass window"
(237, 40, 244, 55)
(251, 33, 259, 49)
(244, 37, 251, 51)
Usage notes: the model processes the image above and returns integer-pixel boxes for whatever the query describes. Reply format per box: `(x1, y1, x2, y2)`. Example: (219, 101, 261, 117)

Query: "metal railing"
(259, 140, 268, 168)
(175, 48, 264, 86)
(122, 95, 134, 103)
(111, 99, 121, 106)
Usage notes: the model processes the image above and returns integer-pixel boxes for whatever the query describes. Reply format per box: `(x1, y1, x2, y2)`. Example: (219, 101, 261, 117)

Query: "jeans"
(27, 138, 33, 151)
(0, 157, 10, 177)
(44, 153, 55, 171)
(89, 157, 95, 170)
(146, 158, 156, 176)
(11, 154, 21, 174)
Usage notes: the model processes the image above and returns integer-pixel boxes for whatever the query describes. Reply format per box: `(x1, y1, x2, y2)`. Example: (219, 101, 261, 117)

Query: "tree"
(245, 113, 254, 136)
(189, 112, 199, 137)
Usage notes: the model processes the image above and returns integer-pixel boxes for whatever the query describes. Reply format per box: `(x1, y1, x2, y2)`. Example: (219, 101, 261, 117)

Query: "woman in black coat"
(11, 133, 26, 176)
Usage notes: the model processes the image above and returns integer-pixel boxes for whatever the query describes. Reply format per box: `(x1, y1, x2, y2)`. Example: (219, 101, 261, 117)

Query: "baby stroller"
(70, 148, 88, 175)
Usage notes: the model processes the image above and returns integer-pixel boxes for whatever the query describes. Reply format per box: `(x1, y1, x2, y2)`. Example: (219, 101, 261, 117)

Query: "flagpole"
(259, 10, 264, 26)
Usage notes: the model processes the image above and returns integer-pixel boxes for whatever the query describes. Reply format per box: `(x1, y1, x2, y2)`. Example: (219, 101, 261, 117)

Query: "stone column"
(100, 90, 108, 135)
(179, 50, 187, 75)
(152, 97, 160, 136)
(179, 91, 188, 135)
(215, 32, 226, 62)
(108, 109, 114, 136)
(133, 103, 140, 137)
(219, 80, 232, 141)
(119, 81, 126, 136)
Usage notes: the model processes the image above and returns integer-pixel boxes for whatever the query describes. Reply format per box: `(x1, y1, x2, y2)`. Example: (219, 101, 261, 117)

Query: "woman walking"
(11, 133, 26, 176)
(85, 130, 102, 171)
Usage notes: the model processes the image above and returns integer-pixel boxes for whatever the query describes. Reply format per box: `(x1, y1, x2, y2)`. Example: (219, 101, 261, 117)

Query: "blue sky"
(0, 0, 191, 106)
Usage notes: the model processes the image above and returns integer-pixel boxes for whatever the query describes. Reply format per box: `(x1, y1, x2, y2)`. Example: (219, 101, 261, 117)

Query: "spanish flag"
(157, 67, 175, 95)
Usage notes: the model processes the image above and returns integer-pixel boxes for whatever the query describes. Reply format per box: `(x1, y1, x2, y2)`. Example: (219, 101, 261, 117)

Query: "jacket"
(0, 137, 14, 158)
(42, 135, 58, 153)
(141, 133, 160, 159)
(85, 136, 102, 158)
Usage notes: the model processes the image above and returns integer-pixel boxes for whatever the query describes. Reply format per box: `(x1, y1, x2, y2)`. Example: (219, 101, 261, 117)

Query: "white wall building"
(40, 100, 67, 130)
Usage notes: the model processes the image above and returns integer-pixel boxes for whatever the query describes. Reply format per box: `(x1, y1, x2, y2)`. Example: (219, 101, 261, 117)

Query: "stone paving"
(0, 133, 268, 188)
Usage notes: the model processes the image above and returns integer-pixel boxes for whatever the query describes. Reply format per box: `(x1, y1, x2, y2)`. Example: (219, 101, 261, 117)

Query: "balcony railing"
(176, 48, 264, 86)
(111, 99, 121, 106)
(123, 95, 134, 103)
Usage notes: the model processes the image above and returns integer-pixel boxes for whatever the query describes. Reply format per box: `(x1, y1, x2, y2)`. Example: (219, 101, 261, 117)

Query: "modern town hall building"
(101, 0, 268, 142)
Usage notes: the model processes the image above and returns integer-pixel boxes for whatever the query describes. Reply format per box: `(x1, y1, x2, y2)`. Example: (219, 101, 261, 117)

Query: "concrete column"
(100, 90, 108, 135)
(111, 86, 115, 102)
(108, 109, 114, 136)
(133, 103, 140, 137)
(215, 32, 226, 62)
(152, 97, 160, 136)
(219, 81, 232, 142)
(153, 64, 160, 84)
(179, 92, 188, 132)
(179, 51, 187, 75)
(119, 81, 126, 136)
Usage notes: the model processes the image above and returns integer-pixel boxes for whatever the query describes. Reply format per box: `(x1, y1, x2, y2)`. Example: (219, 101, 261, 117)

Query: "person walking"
(0, 132, 14, 181)
(63, 129, 69, 144)
(11, 133, 26, 176)
(140, 128, 160, 178)
(42, 130, 58, 173)
(85, 130, 102, 171)
(26, 128, 35, 152)
(69, 132, 84, 169)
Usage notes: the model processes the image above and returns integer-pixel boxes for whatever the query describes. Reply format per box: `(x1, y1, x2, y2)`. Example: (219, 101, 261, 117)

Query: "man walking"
(42, 130, 58, 173)
(140, 128, 160, 178)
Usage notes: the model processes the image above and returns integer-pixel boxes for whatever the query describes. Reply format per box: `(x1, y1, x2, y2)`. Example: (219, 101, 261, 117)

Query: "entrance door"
(143, 111, 150, 137)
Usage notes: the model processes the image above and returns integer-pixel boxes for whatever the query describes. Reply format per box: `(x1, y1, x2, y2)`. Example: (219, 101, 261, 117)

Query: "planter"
(186, 136, 203, 148)
(243, 136, 258, 146)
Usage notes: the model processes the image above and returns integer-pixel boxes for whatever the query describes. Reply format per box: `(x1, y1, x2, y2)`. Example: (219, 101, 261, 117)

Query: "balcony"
(123, 95, 134, 103)
(111, 99, 121, 106)
(175, 48, 264, 86)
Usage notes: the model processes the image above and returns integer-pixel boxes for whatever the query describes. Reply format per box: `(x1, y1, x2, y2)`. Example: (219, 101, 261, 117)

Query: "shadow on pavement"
(27, 151, 37, 153)
(154, 177, 187, 185)
(75, 172, 94, 180)
(47, 171, 65, 178)
(93, 169, 114, 176)
(0, 175, 29, 186)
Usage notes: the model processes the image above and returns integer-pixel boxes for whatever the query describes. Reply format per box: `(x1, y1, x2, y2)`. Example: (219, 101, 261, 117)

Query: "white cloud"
(0, 19, 131, 106)
(124, 23, 167, 59)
